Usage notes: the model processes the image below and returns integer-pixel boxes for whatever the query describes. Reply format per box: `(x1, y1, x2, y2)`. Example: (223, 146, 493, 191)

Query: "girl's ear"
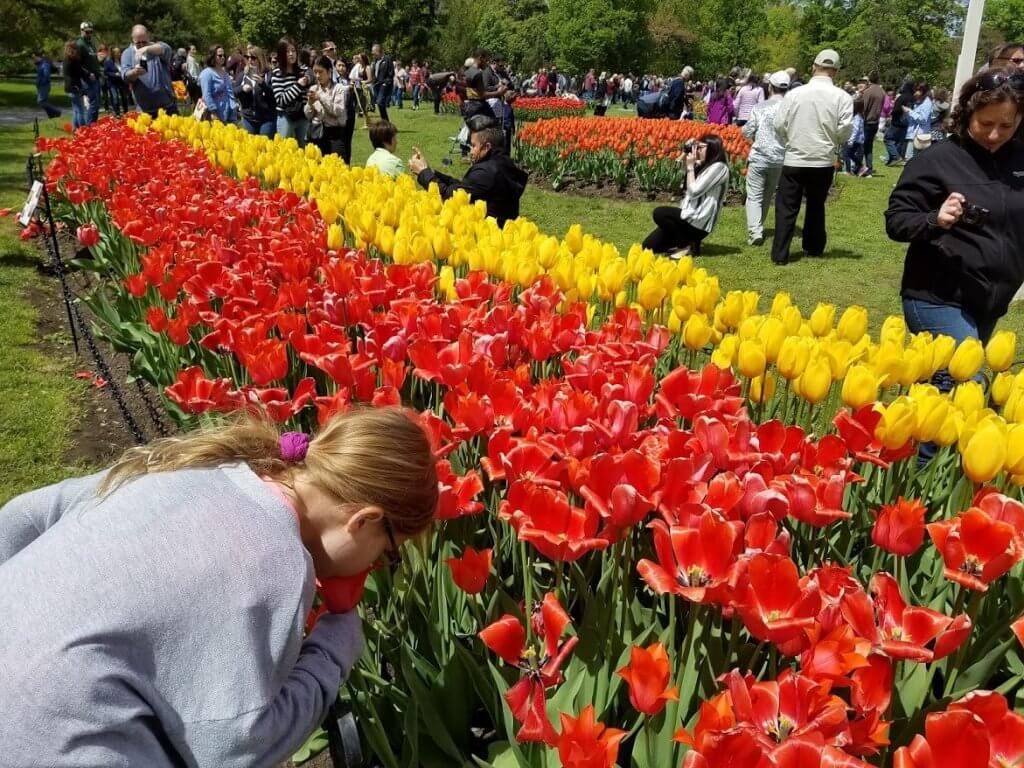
(344, 505, 385, 535)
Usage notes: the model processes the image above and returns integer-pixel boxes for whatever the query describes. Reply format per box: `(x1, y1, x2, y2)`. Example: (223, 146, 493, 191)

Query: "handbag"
(308, 120, 324, 141)
(192, 97, 209, 121)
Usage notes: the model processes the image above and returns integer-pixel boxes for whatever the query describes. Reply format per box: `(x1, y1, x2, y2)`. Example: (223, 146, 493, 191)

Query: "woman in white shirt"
(641, 134, 730, 257)
(304, 56, 348, 159)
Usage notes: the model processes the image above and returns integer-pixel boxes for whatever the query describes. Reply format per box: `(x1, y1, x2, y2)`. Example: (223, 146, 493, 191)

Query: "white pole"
(954, 0, 987, 99)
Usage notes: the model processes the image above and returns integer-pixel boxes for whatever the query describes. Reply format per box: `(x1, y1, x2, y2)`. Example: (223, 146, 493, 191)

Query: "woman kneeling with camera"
(886, 68, 1024, 367)
(642, 134, 730, 258)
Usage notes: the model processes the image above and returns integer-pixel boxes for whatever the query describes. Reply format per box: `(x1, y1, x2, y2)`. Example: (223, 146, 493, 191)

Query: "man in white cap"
(742, 69, 790, 246)
(770, 49, 854, 265)
(76, 22, 102, 125)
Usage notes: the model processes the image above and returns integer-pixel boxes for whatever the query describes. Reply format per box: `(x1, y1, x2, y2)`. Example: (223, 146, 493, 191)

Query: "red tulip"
(840, 573, 971, 663)
(927, 507, 1024, 591)
(501, 480, 609, 562)
(479, 614, 525, 665)
(893, 708, 991, 768)
(556, 705, 626, 768)
(681, 729, 772, 768)
(505, 677, 557, 745)
(617, 642, 679, 716)
(851, 654, 893, 714)
(436, 460, 484, 520)
(772, 738, 874, 767)
(447, 547, 492, 594)
(316, 570, 369, 613)
(1013, 615, 1024, 647)
(949, 690, 1024, 768)
(76, 222, 100, 247)
(735, 554, 821, 653)
(164, 366, 242, 414)
(637, 513, 739, 604)
(872, 497, 927, 556)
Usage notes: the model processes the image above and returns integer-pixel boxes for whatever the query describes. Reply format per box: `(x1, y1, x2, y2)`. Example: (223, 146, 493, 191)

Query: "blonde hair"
(98, 407, 438, 535)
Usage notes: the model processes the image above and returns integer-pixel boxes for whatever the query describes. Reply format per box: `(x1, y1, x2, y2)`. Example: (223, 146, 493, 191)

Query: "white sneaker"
(748, 235, 764, 246)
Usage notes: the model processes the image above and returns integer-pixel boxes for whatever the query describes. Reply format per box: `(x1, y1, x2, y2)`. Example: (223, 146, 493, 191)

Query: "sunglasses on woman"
(978, 70, 1024, 92)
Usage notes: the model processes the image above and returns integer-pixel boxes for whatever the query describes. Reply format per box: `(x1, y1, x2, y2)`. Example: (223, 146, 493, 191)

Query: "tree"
(985, 0, 1024, 46)
(545, 0, 636, 72)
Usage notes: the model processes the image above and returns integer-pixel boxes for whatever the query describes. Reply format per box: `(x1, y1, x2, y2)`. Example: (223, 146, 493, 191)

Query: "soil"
(27, 232, 174, 468)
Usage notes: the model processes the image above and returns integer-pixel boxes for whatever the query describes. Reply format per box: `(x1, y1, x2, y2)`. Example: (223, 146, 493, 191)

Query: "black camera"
(683, 139, 696, 155)
(961, 203, 990, 227)
(138, 54, 149, 71)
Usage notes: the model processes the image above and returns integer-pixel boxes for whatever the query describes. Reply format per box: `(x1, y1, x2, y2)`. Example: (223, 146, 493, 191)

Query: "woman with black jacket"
(238, 47, 276, 136)
(885, 68, 1024, 366)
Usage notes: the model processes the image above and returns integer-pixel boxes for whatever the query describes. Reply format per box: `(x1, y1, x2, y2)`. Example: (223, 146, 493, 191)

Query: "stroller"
(636, 77, 688, 120)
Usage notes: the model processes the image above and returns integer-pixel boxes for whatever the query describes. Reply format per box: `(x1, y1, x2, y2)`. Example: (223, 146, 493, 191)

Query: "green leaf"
(951, 638, 1017, 698)
(290, 727, 328, 764)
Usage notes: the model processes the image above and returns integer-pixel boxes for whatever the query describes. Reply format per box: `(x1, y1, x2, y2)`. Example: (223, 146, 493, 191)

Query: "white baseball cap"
(768, 70, 791, 89)
(814, 49, 841, 68)
(80, 21, 94, 31)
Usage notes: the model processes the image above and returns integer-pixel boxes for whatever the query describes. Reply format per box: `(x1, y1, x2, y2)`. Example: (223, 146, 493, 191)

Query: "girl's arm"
(0, 473, 106, 565)
(179, 610, 364, 767)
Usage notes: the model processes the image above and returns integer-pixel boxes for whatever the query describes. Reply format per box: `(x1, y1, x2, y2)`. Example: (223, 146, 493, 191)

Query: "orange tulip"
(617, 641, 679, 716)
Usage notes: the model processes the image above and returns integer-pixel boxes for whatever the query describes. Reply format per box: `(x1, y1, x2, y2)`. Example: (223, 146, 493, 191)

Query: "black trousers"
(771, 166, 834, 263)
(863, 121, 879, 172)
(315, 125, 346, 161)
(642, 206, 708, 254)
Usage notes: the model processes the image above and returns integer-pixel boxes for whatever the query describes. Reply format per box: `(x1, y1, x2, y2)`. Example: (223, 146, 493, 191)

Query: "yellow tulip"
(326, 223, 344, 250)
(779, 305, 803, 336)
(564, 223, 584, 254)
(683, 313, 713, 350)
(1005, 424, 1024, 474)
(913, 394, 951, 443)
(842, 364, 883, 409)
(985, 331, 1017, 372)
(712, 334, 740, 369)
(770, 292, 792, 316)
(962, 418, 1007, 484)
(720, 291, 746, 329)
(928, 335, 957, 373)
(637, 273, 667, 312)
(809, 303, 836, 337)
(934, 407, 962, 447)
(738, 339, 768, 379)
(836, 305, 869, 343)
(880, 316, 907, 346)
(750, 374, 776, 404)
(694, 277, 720, 315)
(874, 398, 917, 450)
(758, 317, 787, 363)
(799, 356, 833, 404)
(952, 381, 986, 415)
(992, 371, 1015, 406)
(777, 337, 811, 380)
(895, 348, 929, 389)
(948, 338, 984, 381)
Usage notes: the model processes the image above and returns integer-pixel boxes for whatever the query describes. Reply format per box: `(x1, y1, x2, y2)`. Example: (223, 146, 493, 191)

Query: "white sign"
(18, 181, 43, 227)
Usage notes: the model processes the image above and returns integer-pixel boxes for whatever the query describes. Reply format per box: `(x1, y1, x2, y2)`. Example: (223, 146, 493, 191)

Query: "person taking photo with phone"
(886, 68, 1024, 376)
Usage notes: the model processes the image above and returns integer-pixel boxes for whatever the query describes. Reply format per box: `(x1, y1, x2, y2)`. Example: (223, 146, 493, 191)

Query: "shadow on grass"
(0, 252, 44, 269)
(786, 248, 864, 263)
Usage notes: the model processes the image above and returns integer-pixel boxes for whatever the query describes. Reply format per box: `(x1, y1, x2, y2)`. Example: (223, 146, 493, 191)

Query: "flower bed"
(517, 116, 752, 196)
(439, 94, 588, 122)
(514, 96, 588, 121)
(37, 116, 1024, 768)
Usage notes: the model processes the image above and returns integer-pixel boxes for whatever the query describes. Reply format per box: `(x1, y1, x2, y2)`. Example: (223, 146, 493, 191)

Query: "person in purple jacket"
(0, 406, 437, 768)
(706, 77, 735, 125)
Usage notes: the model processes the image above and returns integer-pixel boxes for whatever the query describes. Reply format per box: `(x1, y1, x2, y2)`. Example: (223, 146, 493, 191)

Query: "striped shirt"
(269, 66, 308, 115)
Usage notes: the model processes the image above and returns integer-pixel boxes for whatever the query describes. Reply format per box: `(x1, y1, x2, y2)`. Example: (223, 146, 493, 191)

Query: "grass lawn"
(2, 82, 1023, 499)
(0, 82, 82, 502)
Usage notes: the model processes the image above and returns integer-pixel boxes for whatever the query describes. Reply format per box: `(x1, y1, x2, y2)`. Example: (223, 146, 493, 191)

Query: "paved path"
(0, 107, 59, 127)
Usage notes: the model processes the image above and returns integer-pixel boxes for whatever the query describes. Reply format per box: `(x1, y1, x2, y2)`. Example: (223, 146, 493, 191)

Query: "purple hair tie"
(280, 432, 310, 463)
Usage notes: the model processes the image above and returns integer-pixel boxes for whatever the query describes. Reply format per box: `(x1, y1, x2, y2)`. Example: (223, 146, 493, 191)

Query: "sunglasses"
(246, 54, 257, 60)
(978, 70, 1024, 92)
(996, 56, 1024, 65)
(379, 517, 402, 574)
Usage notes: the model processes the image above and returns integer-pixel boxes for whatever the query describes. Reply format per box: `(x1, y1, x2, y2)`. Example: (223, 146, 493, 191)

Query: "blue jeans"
(243, 117, 276, 137)
(391, 86, 403, 107)
(412, 84, 421, 107)
(277, 114, 308, 146)
(903, 297, 997, 461)
(36, 83, 61, 118)
(70, 88, 87, 129)
(84, 77, 100, 124)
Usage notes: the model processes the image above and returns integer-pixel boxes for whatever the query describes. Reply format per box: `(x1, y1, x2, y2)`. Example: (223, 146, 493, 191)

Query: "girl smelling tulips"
(0, 407, 437, 767)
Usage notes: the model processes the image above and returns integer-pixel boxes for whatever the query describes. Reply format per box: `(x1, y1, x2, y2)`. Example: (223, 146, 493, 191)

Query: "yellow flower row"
(132, 114, 1024, 480)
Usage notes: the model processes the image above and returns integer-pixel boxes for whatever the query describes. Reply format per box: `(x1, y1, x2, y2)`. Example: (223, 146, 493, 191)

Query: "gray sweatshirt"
(0, 463, 362, 767)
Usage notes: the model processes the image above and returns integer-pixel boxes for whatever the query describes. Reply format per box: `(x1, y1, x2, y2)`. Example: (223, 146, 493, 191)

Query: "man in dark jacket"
(860, 71, 886, 175)
(76, 21, 102, 125)
(408, 121, 528, 227)
(371, 43, 394, 122)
